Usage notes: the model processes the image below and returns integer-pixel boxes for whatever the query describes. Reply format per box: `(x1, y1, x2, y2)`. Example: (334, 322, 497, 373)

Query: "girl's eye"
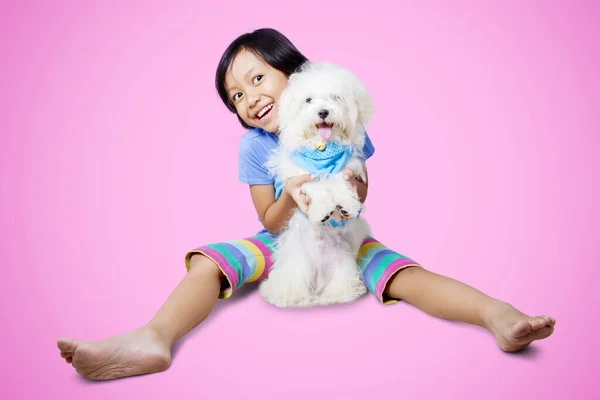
(233, 93, 242, 101)
(306, 97, 312, 103)
(253, 75, 263, 84)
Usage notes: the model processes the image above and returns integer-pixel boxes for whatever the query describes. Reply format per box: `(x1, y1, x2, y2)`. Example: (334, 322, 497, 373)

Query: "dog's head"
(277, 62, 373, 151)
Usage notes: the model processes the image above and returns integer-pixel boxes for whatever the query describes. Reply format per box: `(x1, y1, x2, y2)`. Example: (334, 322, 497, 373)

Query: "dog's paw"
(259, 279, 314, 308)
(319, 210, 336, 223)
(308, 202, 337, 225)
(316, 280, 368, 305)
(263, 292, 315, 308)
(336, 205, 352, 221)
(335, 198, 362, 220)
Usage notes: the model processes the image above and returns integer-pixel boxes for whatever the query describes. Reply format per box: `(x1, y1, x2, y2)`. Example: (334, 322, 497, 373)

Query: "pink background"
(1, 0, 599, 399)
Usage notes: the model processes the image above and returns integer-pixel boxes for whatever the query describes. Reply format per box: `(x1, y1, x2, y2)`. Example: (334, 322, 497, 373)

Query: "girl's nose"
(247, 92, 260, 106)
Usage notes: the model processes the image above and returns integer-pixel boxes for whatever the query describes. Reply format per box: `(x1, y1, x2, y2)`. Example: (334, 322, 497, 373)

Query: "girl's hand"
(284, 174, 316, 215)
(342, 168, 359, 194)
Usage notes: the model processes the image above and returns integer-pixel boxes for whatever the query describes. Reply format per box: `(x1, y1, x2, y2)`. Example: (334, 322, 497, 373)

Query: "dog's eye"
(305, 98, 312, 103)
(331, 94, 341, 102)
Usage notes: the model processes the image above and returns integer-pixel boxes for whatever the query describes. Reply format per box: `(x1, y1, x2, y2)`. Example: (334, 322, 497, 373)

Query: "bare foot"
(57, 325, 171, 380)
(486, 302, 556, 352)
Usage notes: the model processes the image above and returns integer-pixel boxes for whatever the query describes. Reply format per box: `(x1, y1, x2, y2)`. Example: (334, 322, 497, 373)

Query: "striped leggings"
(185, 231, 421, 304)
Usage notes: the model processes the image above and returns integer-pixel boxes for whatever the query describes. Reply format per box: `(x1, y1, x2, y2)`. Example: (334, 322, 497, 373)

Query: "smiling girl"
(57, 28, 555, 381)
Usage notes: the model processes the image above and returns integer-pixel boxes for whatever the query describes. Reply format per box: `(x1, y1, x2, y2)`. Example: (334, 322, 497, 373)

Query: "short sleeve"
(362, 131, 375, 159)
(238, 134, 275, 185)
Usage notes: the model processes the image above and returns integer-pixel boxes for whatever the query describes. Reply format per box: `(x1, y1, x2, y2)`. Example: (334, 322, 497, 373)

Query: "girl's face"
(225, 49, 289, 133)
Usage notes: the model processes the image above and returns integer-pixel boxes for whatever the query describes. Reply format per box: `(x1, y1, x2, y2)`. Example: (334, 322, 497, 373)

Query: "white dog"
(259, 61, 374, 308)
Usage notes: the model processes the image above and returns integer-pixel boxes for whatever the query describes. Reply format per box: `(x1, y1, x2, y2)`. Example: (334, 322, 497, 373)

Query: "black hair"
(215, 28, 309, 129)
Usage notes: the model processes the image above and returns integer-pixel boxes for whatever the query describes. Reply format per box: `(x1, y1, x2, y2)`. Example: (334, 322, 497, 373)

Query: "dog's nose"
(318, 109, 329, 119)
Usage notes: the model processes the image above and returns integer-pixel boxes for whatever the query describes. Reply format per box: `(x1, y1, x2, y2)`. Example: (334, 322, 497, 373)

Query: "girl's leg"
(384, 266, 555, 351)
(357, 237, 555, 351)
(57, 255, 223, 380)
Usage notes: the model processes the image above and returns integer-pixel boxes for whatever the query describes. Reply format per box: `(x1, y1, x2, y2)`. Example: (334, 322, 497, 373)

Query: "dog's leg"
(328, 173, 362, 220)
(330, 157, 366, 219)
(302, 180, 338, 224)
(315, 219, 370, 306)
(316, 254, 367, 305)
(259, 214, 316, 308)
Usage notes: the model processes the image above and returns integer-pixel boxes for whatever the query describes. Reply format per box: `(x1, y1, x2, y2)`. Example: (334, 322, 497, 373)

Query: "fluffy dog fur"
(259, 62, 374, 308)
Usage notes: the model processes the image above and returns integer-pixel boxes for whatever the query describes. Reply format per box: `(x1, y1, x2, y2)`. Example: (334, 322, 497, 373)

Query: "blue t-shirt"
(238, 128, 375, 199)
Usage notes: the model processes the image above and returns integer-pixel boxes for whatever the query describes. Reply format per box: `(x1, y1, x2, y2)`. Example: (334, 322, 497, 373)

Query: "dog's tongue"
(318, 123, 332, 140)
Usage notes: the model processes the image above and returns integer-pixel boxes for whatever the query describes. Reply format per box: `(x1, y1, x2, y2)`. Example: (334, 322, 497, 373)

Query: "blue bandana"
(274, 142, 354, 200)
(273, 142, 361, 227)
(289, 142, 354, 179)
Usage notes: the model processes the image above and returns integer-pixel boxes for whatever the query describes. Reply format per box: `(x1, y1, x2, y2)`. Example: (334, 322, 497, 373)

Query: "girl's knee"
(399, 265, 427, 277)
(188, 254, 225, 281)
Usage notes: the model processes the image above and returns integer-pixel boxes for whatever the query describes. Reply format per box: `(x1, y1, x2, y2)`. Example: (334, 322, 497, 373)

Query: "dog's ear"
(277, 78, 298, 131)
(276, 72, 305, 149)
(277, 62, 311, 129)
(352, 76, 373, 126)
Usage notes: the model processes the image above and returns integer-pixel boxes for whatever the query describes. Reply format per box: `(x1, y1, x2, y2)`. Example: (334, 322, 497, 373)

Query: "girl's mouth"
(256, 103, 274, 121)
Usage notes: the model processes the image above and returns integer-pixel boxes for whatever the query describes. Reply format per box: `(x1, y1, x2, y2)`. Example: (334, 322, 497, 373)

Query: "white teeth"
(257, 103, 273, 118)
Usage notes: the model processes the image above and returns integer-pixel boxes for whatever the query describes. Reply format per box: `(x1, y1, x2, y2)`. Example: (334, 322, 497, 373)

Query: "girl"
(57, 28, 555, 381)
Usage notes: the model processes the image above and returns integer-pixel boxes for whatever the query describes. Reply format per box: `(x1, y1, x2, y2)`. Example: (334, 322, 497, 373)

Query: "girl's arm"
(343, 166, 369, 204)
(250, 174, 315, 235)
(250, 165, 370, 235)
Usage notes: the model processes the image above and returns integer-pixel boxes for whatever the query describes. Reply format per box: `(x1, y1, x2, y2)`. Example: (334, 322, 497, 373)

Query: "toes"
(523, 325, 554, 342)
(530, 316, 552, 331)
(57, 338, 79, 352)
(499, 315, 555, 352)
(60, 351, 72, 359)
(66, 356, 73, 364)
(529, 319, 542, 330)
